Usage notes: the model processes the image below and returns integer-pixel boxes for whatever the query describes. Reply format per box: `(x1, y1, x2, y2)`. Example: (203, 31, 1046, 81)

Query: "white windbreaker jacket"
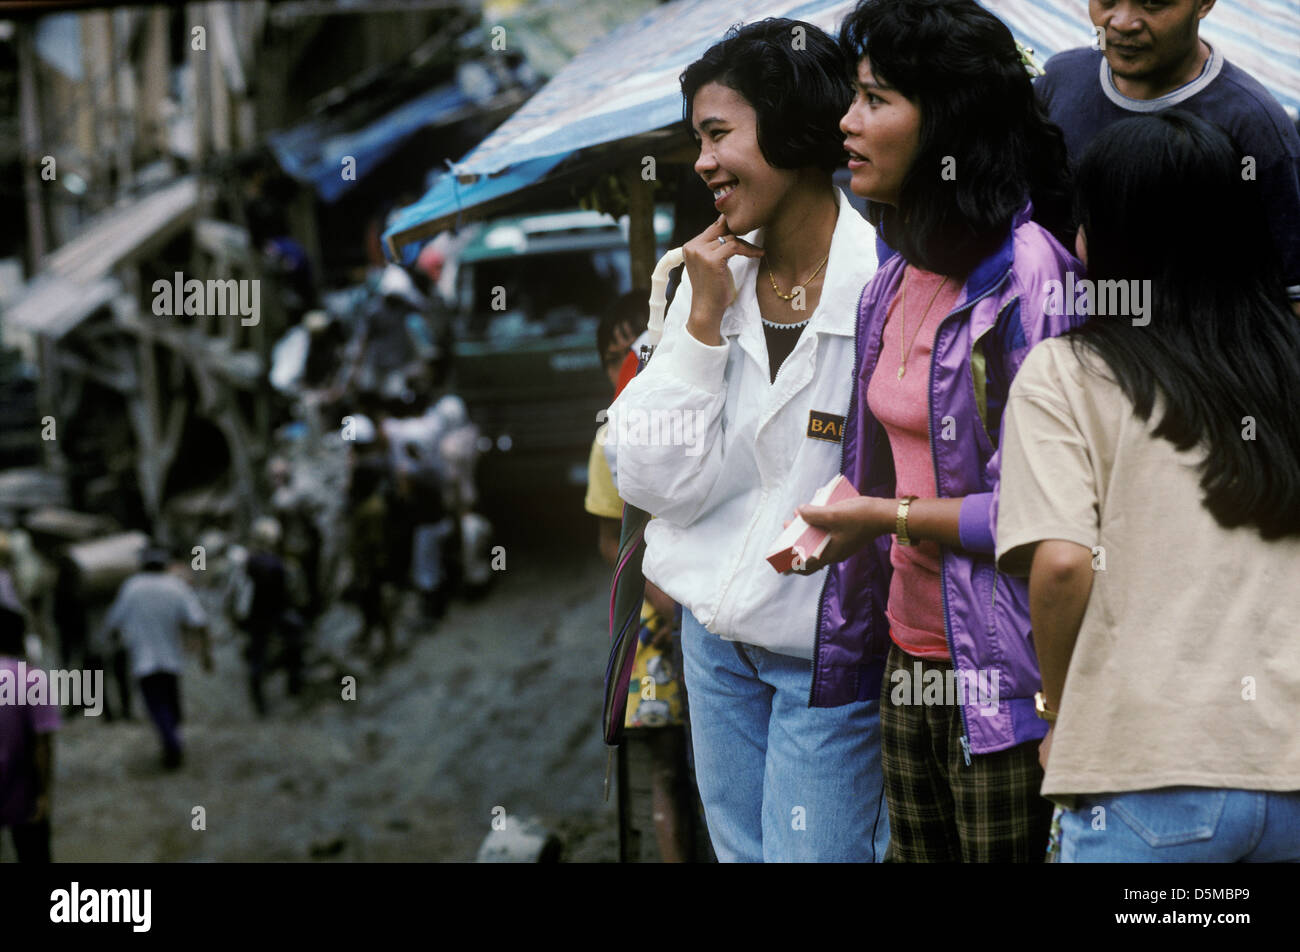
(609, 188, 879, 659)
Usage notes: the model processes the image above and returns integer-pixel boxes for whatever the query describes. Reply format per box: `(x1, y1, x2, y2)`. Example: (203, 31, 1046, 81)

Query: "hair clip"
(1016, 40, 1045, 78)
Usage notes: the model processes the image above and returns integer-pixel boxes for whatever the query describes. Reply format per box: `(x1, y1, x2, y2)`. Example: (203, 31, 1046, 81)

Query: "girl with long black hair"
(996, 110, 1300, 861)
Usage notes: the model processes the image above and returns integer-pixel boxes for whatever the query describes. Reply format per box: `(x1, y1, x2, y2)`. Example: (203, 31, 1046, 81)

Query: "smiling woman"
(608, 18, 889, 863)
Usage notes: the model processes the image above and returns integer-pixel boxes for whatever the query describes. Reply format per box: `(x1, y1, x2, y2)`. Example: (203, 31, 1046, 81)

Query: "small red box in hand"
(766, 474, 859, 573)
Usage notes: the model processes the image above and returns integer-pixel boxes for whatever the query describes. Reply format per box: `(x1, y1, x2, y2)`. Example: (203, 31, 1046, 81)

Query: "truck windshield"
(456, 248, 631, 343)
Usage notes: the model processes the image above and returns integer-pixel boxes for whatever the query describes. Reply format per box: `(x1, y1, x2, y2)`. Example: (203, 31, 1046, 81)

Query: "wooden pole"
(623, 163, 656, 292)
(189, 3, 211, 179)
(16, 21, 48, 272)
(86, 11, 114, 213)
(105, 11, 132, 195)
(139, 8, 170, 156)
(208, 4, 231, 154)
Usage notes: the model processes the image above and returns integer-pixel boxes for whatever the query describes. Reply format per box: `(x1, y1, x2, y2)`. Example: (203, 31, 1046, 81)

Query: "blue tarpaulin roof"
(383, 150, 576, 266)
(269, 83, 474, 203)
(383, 0, 1300, 261)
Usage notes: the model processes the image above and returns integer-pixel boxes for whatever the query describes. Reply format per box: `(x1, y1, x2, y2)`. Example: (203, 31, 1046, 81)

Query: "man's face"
(1090, 0, 1213, 83)
(603, 321, 638, 389)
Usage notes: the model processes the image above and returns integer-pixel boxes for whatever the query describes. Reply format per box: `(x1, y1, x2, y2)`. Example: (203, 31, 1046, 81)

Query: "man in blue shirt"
(1036, 0, 1300, 315)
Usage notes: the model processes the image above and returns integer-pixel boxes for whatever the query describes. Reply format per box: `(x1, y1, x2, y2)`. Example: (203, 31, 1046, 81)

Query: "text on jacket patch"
(807, 411, 845, 443)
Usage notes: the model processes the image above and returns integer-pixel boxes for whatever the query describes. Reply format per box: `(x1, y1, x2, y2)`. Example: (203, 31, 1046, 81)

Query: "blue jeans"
(1060, 788, 1300, 862)
(681, 608, 889, 862)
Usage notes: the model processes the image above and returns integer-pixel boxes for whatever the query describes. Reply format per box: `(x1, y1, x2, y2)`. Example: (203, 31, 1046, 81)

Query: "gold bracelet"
(1035, 691, 1058, 723)
(896, 495, 918, 546)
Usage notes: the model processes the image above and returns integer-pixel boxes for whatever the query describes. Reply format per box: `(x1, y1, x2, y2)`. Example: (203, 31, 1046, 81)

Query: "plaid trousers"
(880, 642, 1053, 862)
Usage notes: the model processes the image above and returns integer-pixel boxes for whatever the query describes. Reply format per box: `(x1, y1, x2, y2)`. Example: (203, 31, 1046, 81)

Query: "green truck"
(450, 207, 673, 499)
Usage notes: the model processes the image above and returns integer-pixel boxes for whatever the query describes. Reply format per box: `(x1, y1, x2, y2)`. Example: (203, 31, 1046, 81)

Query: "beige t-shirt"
(996, 336, 1300, 800)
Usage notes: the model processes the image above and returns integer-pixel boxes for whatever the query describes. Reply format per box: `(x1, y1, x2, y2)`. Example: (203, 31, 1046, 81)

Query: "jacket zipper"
(710, 301, 770, 633)
(810, 281, 867, 706)
(928, 275, 1008, 765)
(717, 306, 824, 634)
(969, 318, 1002, 760)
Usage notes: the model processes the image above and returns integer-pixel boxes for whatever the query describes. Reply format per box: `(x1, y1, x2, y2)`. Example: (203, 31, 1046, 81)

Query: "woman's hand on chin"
(786, 495, 894, 575)
(684, 215, 763, 345)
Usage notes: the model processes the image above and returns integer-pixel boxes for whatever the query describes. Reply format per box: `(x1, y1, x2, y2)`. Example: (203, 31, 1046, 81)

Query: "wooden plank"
(4, 275, 122, 339)
(54, 349, 134, 393)
(40, 178, 200, 284)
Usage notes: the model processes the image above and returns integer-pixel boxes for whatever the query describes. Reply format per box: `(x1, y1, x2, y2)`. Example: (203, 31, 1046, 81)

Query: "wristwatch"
(1034, 691, 1058, 723)
(895, 495, 918, 546)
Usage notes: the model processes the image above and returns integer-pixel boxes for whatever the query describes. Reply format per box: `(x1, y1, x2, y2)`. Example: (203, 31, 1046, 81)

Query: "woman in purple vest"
(793, 0, 1080, 861)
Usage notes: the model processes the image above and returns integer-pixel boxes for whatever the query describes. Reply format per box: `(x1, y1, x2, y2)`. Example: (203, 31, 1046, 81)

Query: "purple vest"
(811, 204, 1085, 756)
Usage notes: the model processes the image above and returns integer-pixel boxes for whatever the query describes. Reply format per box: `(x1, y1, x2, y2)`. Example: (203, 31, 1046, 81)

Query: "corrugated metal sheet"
(3, 177, 200, 339)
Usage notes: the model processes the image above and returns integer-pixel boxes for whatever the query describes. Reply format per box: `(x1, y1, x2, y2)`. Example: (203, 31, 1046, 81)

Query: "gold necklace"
(898, 267, 948, 380)
(767, 251, 829, 301)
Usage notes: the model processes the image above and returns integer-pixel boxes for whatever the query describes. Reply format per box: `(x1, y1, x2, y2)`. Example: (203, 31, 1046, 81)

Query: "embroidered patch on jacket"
(807, 410, 845, 443)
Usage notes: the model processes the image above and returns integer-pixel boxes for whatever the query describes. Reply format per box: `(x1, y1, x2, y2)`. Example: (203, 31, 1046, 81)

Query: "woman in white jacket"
(608, 18, 886, 862)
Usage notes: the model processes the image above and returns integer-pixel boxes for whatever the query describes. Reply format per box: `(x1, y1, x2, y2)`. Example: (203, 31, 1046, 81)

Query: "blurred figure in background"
(413, 240, 456, 389)
(351, 264, 430, 404)
(268, 456, 325, 625)
(346, 455, 397, 662)
(383, 390, 481, 622)
(100, 546, 212, 769)
(52, 542, 133, 723)
(0, 577, 57, 862)
(237, 517, 306, 716)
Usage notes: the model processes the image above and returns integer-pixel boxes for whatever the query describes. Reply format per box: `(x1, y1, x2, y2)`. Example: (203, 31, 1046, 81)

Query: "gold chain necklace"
(898, 266, 949, 380)
(767, 251, 829, 301)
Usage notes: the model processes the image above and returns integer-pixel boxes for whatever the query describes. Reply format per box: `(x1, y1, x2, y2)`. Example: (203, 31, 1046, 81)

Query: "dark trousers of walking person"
(87, 647, 133, 721)
(139, 672, 183, 768)
(2, 820, 51, 862)
(246, 623, 271, 716)
(245, 616, 304, 715)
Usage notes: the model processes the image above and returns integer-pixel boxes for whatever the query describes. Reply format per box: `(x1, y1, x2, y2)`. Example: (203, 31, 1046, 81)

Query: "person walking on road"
(101, 546, 212, 769)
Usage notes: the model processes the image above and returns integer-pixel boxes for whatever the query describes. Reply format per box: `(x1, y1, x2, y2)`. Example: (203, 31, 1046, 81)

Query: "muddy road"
(44, 495, 622, 862)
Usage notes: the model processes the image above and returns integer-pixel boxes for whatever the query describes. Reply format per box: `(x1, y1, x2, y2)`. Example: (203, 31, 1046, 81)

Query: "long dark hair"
(839, 0, 1072, 275)
(682, 18, 852, 173)
(1068, 110, 1300, 538)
